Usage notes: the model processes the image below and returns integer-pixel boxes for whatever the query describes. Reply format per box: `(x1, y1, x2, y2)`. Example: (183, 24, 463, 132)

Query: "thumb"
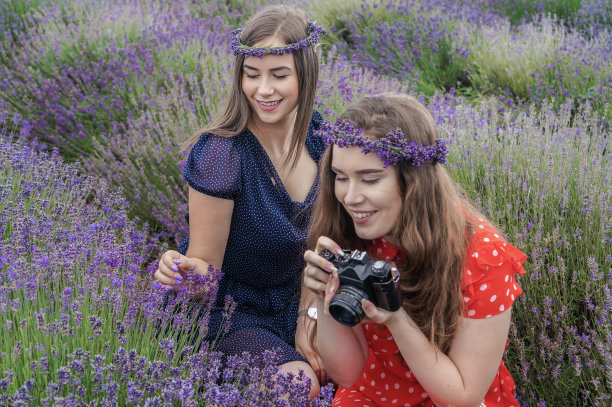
(361, 299, 377, 319)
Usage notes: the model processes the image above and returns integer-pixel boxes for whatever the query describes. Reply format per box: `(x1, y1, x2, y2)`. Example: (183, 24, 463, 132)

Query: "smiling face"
(331, 143, 404, 244)
(241, 36, 299, 129)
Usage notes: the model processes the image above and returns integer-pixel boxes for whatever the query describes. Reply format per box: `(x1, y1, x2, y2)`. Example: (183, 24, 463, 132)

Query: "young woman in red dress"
(303, 93, 526, 407)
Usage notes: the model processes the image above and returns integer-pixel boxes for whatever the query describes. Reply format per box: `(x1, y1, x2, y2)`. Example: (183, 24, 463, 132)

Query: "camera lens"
(329, 285, 368, 327)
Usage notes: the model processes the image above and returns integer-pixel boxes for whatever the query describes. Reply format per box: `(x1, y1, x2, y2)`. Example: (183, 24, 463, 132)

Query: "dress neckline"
(246, 129, 319, 205)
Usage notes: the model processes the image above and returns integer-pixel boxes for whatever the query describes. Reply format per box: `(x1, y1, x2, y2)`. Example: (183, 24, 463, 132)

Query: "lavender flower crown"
(230, 20, 326, 58)
(316, 120, 449, 168)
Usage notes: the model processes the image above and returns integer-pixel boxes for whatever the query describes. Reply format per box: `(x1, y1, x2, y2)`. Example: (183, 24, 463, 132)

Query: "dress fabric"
(333, 219, 527, 407)
(178, 110, 324, 365)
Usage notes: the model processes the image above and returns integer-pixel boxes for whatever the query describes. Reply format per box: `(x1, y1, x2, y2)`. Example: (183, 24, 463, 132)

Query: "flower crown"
(315, 120, 449, 168)
(230, 20, 326, 58)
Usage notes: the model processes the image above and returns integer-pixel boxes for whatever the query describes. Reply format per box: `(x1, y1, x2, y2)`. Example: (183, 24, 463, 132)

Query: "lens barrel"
(329, 285, 369, 327)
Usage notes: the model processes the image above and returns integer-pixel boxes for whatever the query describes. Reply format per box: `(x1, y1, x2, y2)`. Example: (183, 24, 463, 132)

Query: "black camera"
(320, 249, 402, 327)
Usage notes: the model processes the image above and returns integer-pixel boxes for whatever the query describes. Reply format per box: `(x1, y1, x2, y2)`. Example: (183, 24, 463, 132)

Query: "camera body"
(321, 249, 402, 327)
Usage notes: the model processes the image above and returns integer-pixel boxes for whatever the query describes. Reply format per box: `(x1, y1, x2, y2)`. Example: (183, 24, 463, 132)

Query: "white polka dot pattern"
(461, 220, 526, 320)
(332, 219, 526, 407)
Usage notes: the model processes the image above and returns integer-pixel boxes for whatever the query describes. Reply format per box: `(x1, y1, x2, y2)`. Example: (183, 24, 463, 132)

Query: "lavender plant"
(320, 0, 473, 93)
(466, 14, 611, 119)
(485, 0, 583, 25)
(0, 114, 333, 405)
(1, 0, 610, 405)
(0, 0, 231, 161)
(0, 0, 46, 44)
(432, 96, 611, 406)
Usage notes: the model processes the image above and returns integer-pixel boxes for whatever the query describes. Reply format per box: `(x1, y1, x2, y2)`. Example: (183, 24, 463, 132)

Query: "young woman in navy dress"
(152, 5, 326, 398)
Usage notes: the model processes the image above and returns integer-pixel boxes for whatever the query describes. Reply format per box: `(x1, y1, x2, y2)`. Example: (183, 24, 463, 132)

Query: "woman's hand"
(360, 299, 405, 326)
(303, 236, 344, 299)
(152, 250, 199, 290)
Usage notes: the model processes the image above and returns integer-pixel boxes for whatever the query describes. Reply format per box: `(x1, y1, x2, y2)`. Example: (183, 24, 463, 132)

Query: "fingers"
(323, 270, 339, 315)
(304, 249, 338, 274)
(360, 299, 394, 325)
(314, 236, 344, 256)
(152, 268, 176, 288)
(303, 249, 339, 296)
(361, 299, 377, 321)
(169, 256, 199, 274)
(154, 251, 199, 288)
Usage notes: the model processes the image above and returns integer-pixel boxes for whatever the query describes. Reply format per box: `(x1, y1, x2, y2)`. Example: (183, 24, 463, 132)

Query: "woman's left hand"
(360, 299, 403, 326)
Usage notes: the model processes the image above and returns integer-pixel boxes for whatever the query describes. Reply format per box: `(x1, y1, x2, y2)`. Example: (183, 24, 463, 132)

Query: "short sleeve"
(182, 133, 242, 199)
(461, 224, 527, 319)
(305, 110, 326, 162)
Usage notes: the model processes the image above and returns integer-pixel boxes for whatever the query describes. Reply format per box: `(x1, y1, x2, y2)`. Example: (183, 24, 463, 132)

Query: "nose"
(258, 76, 274, 97)
(342, 181, 365, 206)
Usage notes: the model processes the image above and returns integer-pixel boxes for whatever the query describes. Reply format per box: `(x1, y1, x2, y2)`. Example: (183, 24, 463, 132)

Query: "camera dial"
(371, 261, 390, 277)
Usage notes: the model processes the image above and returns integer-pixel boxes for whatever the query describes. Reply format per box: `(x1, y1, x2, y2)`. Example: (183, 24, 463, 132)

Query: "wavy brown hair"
(308, 93, 480, 353)
(182, 5, 321, 169)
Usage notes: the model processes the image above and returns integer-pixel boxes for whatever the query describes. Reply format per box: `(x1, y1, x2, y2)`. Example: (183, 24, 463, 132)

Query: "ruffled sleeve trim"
(469, 239, 527, 276)
(461, 223, 527, 319)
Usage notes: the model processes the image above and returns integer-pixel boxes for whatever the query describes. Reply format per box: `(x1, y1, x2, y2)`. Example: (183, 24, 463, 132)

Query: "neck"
(382, 234, 401, 247)
(249, 111, 297, 159)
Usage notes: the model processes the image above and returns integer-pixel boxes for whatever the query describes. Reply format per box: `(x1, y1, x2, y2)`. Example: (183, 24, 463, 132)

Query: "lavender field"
(0, 0, 610, 405)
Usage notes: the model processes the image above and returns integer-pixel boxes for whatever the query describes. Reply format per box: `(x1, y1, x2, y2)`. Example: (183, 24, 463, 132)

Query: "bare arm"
(314, 294, 369, 388)
(302, 237, 369, 387)
(154, 187, 233, 288)
(185, 187, 233, 269)
(295, 273, 326, 383)
(364, 300, 511, 407)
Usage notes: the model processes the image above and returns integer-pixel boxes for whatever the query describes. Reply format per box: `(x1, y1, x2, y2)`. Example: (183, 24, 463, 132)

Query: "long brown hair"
(183, 6, 321, 169)
(308, 93, 478, 353)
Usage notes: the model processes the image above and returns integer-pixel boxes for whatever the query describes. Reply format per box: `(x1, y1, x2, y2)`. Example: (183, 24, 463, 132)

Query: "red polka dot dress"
(332, 220, 527, 407)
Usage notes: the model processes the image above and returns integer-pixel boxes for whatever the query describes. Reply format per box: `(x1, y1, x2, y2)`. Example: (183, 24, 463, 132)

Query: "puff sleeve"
(461, 222, 527, 319)
(182, 133, 242, 200)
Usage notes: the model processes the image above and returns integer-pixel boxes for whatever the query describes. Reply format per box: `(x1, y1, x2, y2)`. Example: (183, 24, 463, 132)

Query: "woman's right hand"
(303, 236, 344, 299)
(152, 250, 200, 290)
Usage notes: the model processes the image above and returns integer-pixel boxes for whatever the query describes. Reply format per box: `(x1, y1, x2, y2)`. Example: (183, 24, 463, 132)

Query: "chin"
(353, 228, 379, 242)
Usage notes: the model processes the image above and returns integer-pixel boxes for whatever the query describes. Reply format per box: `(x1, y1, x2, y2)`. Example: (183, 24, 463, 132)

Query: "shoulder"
(190, 131, 247, 154)
(183, 131, 246, 199)
(461, 219, 527, 318)
(306, 110, 326, 161)
(310, 109, 323, 129)
(465, 220, 526, 271)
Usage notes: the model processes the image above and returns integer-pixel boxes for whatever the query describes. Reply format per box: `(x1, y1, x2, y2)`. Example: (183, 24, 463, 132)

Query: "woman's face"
(241, 36, 299, 128)
(331, 143, 403, 244)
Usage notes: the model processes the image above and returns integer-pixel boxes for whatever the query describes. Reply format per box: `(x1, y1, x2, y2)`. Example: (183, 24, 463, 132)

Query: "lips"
(350, 210, 376, 224)
(256, 99, 282, 111)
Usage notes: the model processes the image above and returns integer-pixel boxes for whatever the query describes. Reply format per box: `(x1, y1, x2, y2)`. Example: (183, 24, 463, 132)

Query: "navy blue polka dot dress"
(178, 110, 324, 365)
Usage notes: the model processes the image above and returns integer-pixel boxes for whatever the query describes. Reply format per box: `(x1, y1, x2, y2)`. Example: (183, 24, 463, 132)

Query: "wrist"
(386, 307, 412, 331)
(298, 306, 318, 320)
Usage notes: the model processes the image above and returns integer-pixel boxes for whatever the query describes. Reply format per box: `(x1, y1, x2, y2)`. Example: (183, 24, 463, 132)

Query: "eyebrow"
(331, 167, 384, 175)
(243, 64, 292, 72)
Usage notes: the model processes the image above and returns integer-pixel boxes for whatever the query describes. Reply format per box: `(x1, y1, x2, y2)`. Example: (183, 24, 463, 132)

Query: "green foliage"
(440, 99, 610, 405)
(321, 2, 470, 95)
(466, 17, 562, 101)
(492, 0, 584, 25)
(0, 0, 49, 43)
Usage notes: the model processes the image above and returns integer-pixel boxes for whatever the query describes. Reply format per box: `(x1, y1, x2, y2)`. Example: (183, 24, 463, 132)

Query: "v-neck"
(247, 129, 319, 205)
